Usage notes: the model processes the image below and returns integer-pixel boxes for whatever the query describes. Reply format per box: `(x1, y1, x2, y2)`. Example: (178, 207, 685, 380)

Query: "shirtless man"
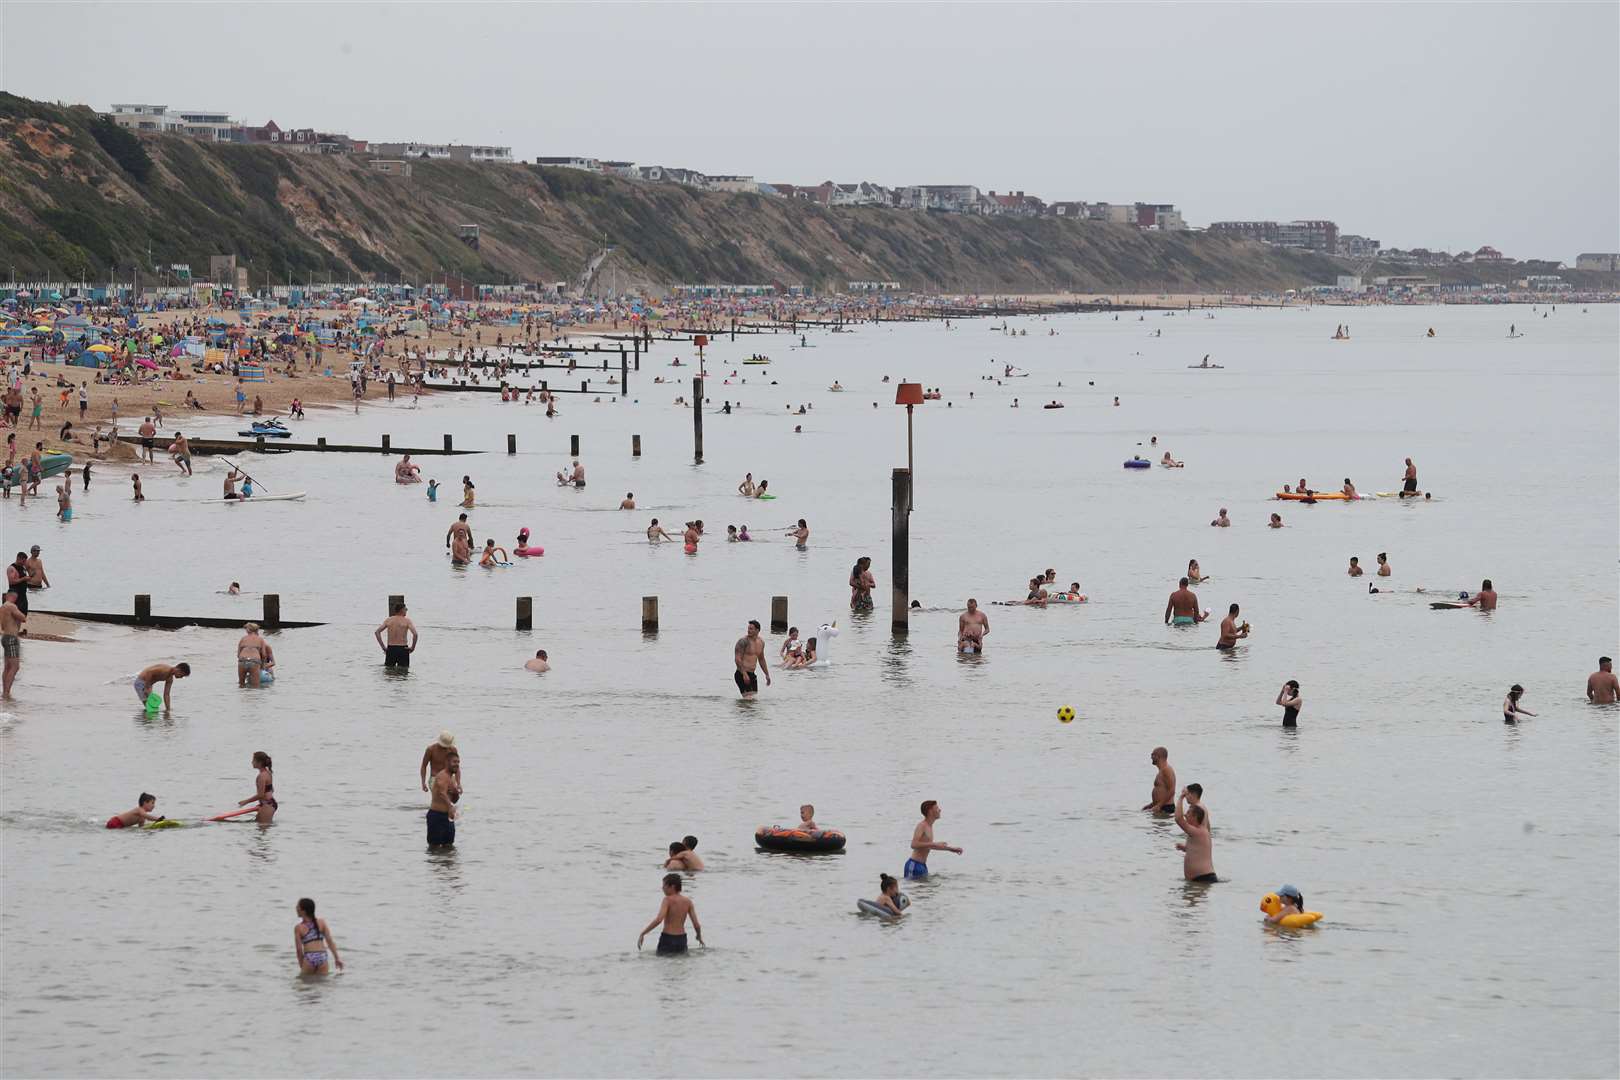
(1210, 508, 1230, 527)
(133, 662, 190, 708)
(638, 873, 703, 954)
(25, 546, 48, 592)
(619, 492, 635, 510)
(420, 730, 461, 793)
(1142, 746, 1177, 812)
(1376, 552, 1391, 577)
(172, 432, 192, 476)
(375, 603, 418, 668)
(733, 619, 771, 696)
(1164, 578, 1203, 626)
(570, 459, 586, 488)
(524, 649, 549, 672)
(958, 598, 990, 653)
(647, 518, 674, 543)
(235, 622, 274, 688)
(445, 513, 475, 553)
(0, 589, 25, 699)
(1401, 456, 1418, 497)
(906, 800, 962, 878)
(137, 417, 157, 463)
(223, 467, 242, 500)
(1465, 579, 1497, 611)
(1174, 787, 1217, 882)
(1587, 657, 1619, 704)
(1217, 604, 1249, 650)
(426, 766, 460, 847)
(1348, 556, 1363, 577)
(787, 519, 809, 549)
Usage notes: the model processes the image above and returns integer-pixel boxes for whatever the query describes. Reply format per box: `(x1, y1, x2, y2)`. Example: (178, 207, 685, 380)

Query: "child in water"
(426, 479, 438, 503)
(1264, 885, 1305, 925)
(871, 873, 907, 917)
(780, 627, 802, 663)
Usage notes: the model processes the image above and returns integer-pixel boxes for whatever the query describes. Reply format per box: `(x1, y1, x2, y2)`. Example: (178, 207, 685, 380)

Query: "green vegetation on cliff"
(0, 92, 1503, 295)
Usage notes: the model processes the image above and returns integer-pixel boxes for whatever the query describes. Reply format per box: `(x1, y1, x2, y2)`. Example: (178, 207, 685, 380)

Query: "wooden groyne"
(35, 593, 322, 631)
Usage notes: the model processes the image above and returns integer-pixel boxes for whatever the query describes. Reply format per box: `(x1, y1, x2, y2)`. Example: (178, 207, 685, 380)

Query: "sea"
(2, 301, 1616, 1078)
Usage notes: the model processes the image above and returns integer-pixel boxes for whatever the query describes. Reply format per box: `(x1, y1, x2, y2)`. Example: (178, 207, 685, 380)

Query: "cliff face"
(0, 94, 1412, 294)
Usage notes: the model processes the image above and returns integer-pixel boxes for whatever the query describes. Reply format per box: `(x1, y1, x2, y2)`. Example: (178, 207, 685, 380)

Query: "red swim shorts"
(106, 816, 127, 829)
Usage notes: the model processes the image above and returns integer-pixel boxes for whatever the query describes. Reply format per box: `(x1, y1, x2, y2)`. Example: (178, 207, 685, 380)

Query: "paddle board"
(1430, 601, 1469, 610)
(217, 492, 306, 503)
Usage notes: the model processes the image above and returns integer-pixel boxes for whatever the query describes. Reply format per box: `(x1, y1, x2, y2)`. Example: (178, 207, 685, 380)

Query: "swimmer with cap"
(1263, 885, 1305, 924)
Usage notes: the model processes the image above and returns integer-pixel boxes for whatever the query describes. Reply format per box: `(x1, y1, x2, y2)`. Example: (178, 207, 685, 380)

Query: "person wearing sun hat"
(420, 730, 460, 794)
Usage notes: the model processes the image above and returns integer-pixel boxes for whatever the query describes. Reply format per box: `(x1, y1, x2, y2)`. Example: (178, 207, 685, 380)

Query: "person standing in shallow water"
(733, 619, 770, 697)
(638, 873, 703, 954)
(237, 751, 276, 824)
(293, 898, 343, 974)
(1175, 787, 1216, 882)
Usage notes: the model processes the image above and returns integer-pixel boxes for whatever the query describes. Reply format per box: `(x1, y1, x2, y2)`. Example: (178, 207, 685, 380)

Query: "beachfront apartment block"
(535, 156, 602, 171)
(1211, 219, 1339, 253)
(373, 143, 514, 163)
(369, 159, 413, 179)
(1575, 253, 1620, 271)
(107, 104, 235, 141)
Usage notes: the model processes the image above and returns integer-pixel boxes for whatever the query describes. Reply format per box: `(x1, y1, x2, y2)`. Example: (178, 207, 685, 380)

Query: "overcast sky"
(4, 2, 1616, 260)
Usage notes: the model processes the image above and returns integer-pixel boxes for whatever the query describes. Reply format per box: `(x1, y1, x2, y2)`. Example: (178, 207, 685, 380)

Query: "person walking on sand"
(638, 873, 703, 954)
(1142, 746, 1177, 812)
(293, 898, 344, 974)
(906, 799, 963, 879)
(236, 751, 277, 824)
(0, 588, 25, 700)
(1174, 787, 1217, 882)
(375, 603, 418, 668)
(733, 619, 771, 696)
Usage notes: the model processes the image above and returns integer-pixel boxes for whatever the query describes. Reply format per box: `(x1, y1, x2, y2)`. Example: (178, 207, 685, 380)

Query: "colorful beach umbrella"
(87, 343, 114, 352)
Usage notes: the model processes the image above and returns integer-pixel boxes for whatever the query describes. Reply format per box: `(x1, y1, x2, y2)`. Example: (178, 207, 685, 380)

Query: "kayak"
(218, 491, 307, 503)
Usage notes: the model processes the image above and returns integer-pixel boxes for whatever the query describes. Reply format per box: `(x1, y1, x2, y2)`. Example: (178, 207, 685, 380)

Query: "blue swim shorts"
(904, 858, 928, 879)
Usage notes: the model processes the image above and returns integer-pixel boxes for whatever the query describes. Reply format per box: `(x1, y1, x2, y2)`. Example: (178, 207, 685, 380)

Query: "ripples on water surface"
(2, 304, 1617, 1077)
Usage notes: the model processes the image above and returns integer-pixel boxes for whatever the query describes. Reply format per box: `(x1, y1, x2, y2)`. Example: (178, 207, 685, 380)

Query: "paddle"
(220, 456, 268, 494)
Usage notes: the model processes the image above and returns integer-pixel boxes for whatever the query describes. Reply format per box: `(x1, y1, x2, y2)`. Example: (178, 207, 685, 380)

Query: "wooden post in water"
(317, 437, 327, 450)
(506, 434, 516, 455)
(570, 434, 580, 457)
(692, 376, 704, 464)
(262, 593, 281, 630)
(134, 594, 152, 626)
(388, 593, 405, 617)
(892, 468, 912, 634)
(770, 595, 788, 634)
(642, 596, 659, 632)
(515, 596, 533, 631)
(632, 434, 642, 457)
(620, 352, 628, 394)
(256, 435, 266, 452)
(443, 434, 453, 452)
(381, 434, 391, 453)
(579, 379, 588, 395)
(633, 336, 641, 370)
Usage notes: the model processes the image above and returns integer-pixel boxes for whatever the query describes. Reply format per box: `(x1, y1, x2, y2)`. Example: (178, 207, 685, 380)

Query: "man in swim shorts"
(1142, 746, 1177, 812)
(1401, 456, 1418, 496)
(733, 619, 770, 696)
(906, 799, 963, 878)
(375, 603, 418, 668)
(1164, 578, 1203, 626)
(1210, 508, 1230, 527)
(638, 873, 702, 954)
(1216, 604, 1249, 650)
(0, 588, 24, 700)
(133, 662, 190, 708)
(958, 599, 990, 653)
(1174, 787, 1216, 882)
(138, 417, 157, 462)
(427, 765, 459, 847)
(107, 793, 163, 829)
(570, 459, 586, 488)
(1588, 657, 1619, 705)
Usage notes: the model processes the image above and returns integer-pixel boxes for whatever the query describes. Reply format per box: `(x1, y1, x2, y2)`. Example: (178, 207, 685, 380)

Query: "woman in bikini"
(293, 897, 343, 974)
(238, 751, 277, 824)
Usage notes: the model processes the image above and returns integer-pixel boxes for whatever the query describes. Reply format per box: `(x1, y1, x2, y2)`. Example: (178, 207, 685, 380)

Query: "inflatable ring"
(856, 893, 911, 918)
(1123, 459, 1151, 469)
(1260, 892, 1324, 928)
(755, 826, 846, 854)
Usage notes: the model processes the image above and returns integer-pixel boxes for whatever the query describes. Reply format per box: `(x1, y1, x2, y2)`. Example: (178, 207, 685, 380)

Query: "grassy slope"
(3, 94, 1609, 295)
